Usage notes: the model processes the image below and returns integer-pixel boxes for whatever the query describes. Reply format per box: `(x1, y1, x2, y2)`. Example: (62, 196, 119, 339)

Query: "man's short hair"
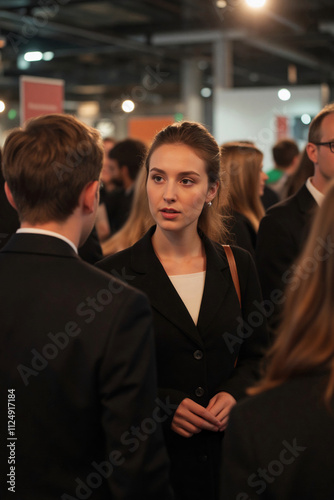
(108, 139, 147, 181)
(272, 139, 299, 168)
(2, 113, 103, 224)
(308, 103, 334, 143)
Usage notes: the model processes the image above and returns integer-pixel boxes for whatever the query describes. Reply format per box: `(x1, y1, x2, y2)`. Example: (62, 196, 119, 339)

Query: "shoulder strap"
(222, 245, 241, 308)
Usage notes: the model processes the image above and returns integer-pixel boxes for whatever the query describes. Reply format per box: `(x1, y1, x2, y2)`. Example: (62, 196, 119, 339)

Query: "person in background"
(256, 103, 334, 333)
(0, 114, 173, 500)
(285, 146, 315, 198)
(221, 179, 334, 500)
(266, 138, 300, 200)
(104, 138, 147, 235)
(102, 165, 154, 256)
(97, 121, 268, 500)
(221, 142, 267, 259)
(95, 137, 116, 241)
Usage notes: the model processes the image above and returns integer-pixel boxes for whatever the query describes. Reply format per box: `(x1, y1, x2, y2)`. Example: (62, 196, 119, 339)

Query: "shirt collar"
(16, 228, 78, 254)
(306, 177, 324, 206)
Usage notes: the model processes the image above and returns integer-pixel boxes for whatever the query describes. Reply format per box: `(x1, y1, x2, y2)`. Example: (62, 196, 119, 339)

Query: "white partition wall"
(213, 84, 328, 170)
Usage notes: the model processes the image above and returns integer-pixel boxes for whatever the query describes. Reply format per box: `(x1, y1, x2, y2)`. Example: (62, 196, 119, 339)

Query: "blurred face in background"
(259, 166, 268, 196)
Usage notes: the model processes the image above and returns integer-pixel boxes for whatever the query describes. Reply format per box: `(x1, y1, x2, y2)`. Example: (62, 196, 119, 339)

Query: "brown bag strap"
(222, 245, 241, 308)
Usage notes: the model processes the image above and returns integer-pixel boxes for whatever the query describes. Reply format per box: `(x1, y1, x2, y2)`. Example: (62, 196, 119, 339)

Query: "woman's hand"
(171, 398, 221, 438)
(206, 392, 237, 431)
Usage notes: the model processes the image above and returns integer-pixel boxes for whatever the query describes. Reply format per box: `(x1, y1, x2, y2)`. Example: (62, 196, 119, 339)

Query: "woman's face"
(258, 165, 268, 196)
(146, 143, 217, 235)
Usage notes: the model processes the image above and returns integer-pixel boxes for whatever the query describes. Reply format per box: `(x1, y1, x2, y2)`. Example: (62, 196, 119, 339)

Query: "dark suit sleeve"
(221, 404, 258, 500)
(218, 249, 270, 400)
(99, 289, 173, 500)
(256, 212, 295, 330)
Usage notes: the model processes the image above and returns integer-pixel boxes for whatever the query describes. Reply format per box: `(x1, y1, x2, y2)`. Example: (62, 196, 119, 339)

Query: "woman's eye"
(181, 178, 194, 185)
(152, 175, 163, 183)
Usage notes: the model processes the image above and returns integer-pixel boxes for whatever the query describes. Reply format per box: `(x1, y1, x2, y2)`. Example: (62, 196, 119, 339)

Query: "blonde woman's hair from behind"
(221, 142, 265, 232)
(102, 165, 154, 256)
(249, 179, 334, 407)
(144, 121, 228, 244)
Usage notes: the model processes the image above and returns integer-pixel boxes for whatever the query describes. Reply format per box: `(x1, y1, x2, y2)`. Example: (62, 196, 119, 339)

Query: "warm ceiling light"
(24, 51, 43, 62)
(121, 99, 135, 113)
(216, 0, 227, 8)
(0, 100, 5, 113)
(245, 0, 266, 8)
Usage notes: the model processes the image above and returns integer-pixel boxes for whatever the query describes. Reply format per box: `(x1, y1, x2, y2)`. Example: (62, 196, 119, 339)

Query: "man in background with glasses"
(256, 103, 334, 334)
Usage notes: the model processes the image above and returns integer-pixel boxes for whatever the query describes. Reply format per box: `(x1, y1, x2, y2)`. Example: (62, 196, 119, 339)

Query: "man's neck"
(20, 220, 80, 249)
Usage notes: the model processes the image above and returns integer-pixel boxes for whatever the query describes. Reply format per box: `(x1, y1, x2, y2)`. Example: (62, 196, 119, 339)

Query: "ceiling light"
(301, 114, 311, 125)
(43, 51, 54, 61)
(278, 88, 291, 101)
(0, 100, 5, 113)
(24, 51, 43, 62)
(121, 100, 135, 113)
(201, 87, 212, 98)
(216, 0, 227, 8)
(245, 0, 266, 8)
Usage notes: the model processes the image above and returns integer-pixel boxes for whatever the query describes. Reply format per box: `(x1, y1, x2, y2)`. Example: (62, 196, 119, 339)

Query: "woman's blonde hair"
(249, 179, 334, 405)
(221, 142, 265, 231)
(102, 166, 154, 256)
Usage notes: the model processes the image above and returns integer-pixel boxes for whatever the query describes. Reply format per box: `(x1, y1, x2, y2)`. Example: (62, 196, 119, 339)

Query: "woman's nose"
(163, 182, 177, 202)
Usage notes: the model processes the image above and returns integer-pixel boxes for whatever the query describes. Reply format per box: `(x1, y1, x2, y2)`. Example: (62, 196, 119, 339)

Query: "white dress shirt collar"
(16, 228, 78, 254)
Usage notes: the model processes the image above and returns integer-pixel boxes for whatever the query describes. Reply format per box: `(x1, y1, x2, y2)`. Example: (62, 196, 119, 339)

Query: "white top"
(16, 228, 78, 254)
(169, 271, 206, 325)
(306, 177, 324, 206)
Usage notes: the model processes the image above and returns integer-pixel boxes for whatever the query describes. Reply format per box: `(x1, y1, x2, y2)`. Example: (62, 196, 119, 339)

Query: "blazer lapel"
(130, 228, 204, 346)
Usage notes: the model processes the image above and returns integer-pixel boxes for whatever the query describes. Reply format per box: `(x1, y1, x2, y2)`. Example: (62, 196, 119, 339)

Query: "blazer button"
(195, 386, 205, 397)
(193, 349, 203, 360)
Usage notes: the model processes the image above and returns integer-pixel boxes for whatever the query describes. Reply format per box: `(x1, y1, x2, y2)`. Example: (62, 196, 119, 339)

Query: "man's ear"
(81, 180, 99, 215)
(4, 182, 18, 211)
(306, 142, 317, 165)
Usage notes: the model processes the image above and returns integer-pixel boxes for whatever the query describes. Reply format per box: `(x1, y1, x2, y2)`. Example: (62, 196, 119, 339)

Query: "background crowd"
(0, 103, 334, 500)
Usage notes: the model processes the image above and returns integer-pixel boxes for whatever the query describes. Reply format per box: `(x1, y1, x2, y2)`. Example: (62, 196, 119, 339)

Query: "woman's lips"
(160, 208, 180, 219)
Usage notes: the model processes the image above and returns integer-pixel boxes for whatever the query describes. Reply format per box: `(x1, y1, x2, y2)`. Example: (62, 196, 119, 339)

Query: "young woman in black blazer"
(97, 122, 268, 500)
(222, 180, 334, 499)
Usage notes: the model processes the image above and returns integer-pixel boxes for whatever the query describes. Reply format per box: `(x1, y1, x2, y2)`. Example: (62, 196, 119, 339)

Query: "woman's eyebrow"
(149, 167, 200, 177)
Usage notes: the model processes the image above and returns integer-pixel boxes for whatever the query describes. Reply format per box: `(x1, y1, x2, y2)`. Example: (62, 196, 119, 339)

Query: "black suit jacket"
(0, 233, 173, 500)
(221, 372, 334, 499)
(256, 184, 318, 329)
(97, 226, 269, 500)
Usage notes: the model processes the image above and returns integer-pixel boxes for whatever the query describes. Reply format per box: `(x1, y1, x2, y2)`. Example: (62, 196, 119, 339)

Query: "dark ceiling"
(1, 0, 334, 116)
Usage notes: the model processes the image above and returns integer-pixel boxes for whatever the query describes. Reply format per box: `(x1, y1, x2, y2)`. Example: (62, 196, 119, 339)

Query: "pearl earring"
(207, 201, 212, 207)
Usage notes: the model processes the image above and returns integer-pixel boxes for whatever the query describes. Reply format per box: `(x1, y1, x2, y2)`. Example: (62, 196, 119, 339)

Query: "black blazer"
(221, 372, 334, 499)
(97, 226, 269, 500)
(0, 233, 173, 500)
(255, 184, 318, 329)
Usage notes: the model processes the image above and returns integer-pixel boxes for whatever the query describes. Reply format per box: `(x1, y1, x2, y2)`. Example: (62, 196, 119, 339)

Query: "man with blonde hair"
(0, 114, 172, 500)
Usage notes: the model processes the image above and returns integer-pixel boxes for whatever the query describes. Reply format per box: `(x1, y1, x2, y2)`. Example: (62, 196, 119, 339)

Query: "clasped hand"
(171, 392, 236, 438)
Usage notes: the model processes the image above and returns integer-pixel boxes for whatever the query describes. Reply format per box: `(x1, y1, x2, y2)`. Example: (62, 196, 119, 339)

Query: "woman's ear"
(4, 182, 18, 211)
(206, 181, 219, 204)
